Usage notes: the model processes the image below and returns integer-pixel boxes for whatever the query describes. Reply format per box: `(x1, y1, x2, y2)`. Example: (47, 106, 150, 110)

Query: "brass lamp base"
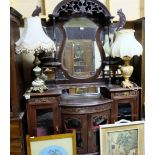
(30, 66, 48, 93)
(30, 79, 48, 93)
(25, 79, 48, 96)
(120, 56, 134, 88)
(121, 79, 133, 88)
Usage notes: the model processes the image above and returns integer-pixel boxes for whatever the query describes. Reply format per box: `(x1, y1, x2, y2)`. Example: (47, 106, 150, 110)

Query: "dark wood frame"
(44, 0, 126, 84)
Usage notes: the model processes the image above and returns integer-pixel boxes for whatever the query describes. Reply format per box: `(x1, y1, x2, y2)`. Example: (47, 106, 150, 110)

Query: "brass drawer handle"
(56, 126, 59, 132)
(123, 92, 128, 96)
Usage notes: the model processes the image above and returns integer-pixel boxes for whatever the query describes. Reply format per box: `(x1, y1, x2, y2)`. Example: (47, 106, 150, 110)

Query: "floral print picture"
(107, 129, 138, 155)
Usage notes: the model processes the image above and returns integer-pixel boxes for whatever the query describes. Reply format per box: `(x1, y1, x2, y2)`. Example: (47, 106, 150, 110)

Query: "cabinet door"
(111, 98, 138, 123)
(28, 106, 60, 136)
(61, 114, 87, 154)
(36, 108, 55, 136)
(27, 104, 37, 136)
(27, 97, 61, 136)
(88, 111, 111, 153)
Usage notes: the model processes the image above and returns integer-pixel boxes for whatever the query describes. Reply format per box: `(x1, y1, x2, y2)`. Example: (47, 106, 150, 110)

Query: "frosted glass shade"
(15, 17, 56, 54)
(103, 34, 114, 57)
(103, 34, 110, 56)
(111, 29, 143, 58)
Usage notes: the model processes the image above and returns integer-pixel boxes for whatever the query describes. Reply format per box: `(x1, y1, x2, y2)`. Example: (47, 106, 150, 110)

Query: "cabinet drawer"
(112, 90, 138, 99)
(10, 121, 22, 139)
(10, 138, 24, 155)
(29, 97, 58, 105)
(10, 112, 25, 139)
(10, 153, 23, 155)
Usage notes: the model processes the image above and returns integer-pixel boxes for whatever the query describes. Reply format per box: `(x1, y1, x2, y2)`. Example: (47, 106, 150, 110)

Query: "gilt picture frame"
(100, 120, 144, 155)
(26, 130, 77, 155)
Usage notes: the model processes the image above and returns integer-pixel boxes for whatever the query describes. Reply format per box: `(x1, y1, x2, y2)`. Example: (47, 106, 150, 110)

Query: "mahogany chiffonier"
(22, 0, 144, 155)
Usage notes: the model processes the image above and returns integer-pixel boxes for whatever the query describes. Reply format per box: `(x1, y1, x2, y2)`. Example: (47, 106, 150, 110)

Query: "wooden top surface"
(102, 84, 141, 92)
(29, 88, 62, 97)
(60, 94, 112, 107)
(29, 83, 141, 97)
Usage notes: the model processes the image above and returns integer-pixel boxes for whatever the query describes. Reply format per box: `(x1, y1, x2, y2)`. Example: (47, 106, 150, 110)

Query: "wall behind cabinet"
(11, 0, 144, 20)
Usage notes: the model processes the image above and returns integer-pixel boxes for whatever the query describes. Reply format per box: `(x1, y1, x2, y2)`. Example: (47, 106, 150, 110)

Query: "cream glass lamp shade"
(15, 16, 56, 54)
(111, 29, 143, 88)
(103, 34, 114, 57)
(15, 16, 56, 93)
(111, 29, 143, 58)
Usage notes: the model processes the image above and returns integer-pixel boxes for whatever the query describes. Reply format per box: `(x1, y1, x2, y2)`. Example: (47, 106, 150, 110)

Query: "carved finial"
(109, 9, 126, 33)
(116, 9, 126, 30)
(32, 5, 41, 17)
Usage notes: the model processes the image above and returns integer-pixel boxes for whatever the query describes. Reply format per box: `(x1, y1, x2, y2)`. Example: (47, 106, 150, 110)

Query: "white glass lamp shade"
(15, 16, 56, 54)
(103, 34, 110, 57)
(103, 33, 114, 57)
(111, 29, 143, 58)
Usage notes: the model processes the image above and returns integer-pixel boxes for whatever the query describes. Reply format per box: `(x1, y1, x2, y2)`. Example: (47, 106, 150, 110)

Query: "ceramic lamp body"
(120, 56, 134, 88)
(111, 29, 143, 88)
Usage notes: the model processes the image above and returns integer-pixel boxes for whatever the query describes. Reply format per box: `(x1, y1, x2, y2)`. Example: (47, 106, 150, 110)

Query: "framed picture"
(26, 130, 77, 155)
(100, 120, 144, 155)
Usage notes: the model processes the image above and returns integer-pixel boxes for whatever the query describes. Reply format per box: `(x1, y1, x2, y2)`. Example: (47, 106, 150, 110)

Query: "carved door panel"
(61, 114, 88, 154)
(88, 111, 111, 153)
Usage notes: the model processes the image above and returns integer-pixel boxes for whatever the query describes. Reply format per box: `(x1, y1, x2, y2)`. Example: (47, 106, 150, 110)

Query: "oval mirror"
(63, 17, 102, 79)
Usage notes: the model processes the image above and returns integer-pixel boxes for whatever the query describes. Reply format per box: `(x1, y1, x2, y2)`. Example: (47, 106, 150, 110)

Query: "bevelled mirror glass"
(63, 17, 102, 79)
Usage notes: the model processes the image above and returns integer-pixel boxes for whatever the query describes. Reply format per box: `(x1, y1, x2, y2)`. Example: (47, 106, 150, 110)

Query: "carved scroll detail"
(52, 0, 112, 26)
(114, 90, 137, 97)
(61, 103, 112, 114)
(115, 9, 126, 30)
(110, 9, 126, 33)
(29, 97, 57, 103)
(55, 0, 106, 16)
(32, 6, 41, 17)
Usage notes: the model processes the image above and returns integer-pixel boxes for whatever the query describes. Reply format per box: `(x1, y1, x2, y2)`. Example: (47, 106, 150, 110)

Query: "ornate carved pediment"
(50, 0, 112, 26)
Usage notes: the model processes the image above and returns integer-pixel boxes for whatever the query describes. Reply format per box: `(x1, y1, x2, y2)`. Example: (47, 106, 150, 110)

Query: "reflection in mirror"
(63, 17, 101, 79)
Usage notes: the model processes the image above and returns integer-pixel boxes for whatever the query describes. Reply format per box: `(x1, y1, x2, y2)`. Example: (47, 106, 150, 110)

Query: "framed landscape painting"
(26, 130, 77, 155)
(100, 121, 144, 155)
